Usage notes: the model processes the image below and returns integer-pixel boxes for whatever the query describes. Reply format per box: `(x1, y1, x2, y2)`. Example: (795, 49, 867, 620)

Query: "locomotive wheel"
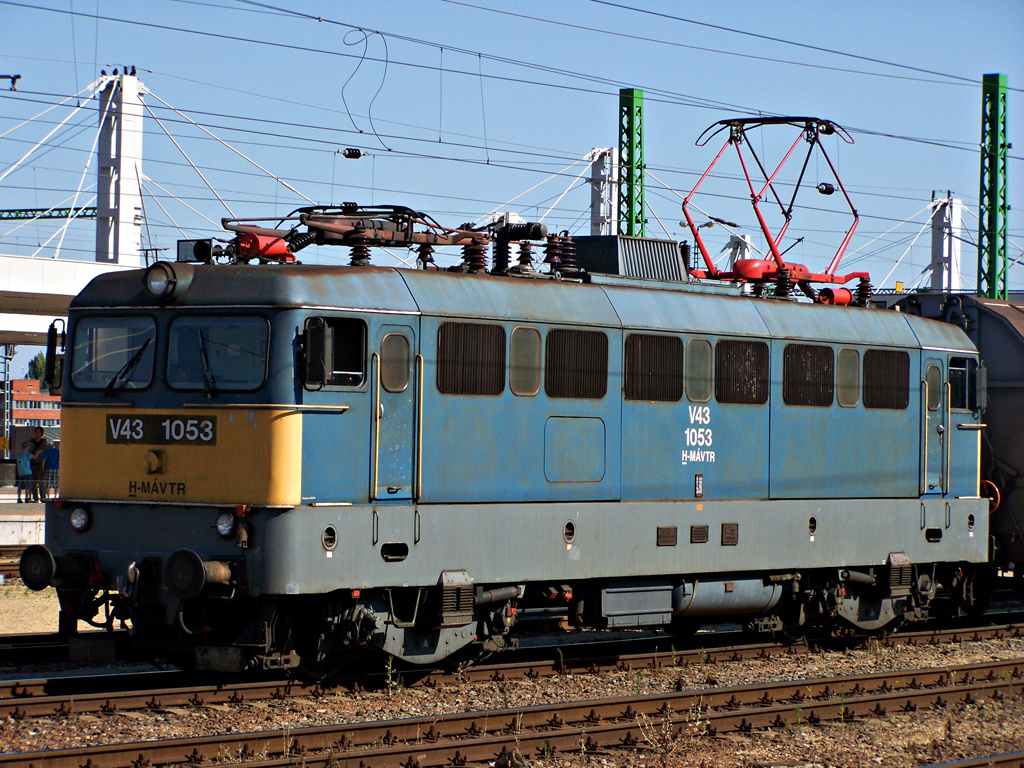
(773, 624, 810, 645)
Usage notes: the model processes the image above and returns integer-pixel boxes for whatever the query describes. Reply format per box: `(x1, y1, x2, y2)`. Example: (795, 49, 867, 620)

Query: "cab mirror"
(304, 317, 333, 387)
(976, 361, 987, 412)
(44, 320, 65, 396)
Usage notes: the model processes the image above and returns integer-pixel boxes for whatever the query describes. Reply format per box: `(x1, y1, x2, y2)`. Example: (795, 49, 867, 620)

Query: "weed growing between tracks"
(635, 694, 711, 768)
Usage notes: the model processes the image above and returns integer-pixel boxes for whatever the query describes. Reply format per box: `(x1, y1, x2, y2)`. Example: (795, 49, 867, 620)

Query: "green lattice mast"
(618, 88, 645, 237)
(978, 73, 1009, 299)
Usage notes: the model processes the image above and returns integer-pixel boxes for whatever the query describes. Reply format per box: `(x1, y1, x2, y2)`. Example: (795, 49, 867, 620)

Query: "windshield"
(71, 316, 156, 391)
(167, 315, 269, 392)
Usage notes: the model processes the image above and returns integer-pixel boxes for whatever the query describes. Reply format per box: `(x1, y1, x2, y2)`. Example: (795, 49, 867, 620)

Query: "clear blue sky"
(0, 0, 1022, 349)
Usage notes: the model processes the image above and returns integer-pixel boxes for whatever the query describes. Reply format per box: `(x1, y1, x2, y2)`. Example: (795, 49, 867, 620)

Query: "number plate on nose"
(107, 414, 217, 445)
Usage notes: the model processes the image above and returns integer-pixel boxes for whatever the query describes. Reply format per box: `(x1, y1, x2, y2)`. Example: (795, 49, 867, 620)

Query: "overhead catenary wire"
(585, 0, 1023, 92)
(6, 89, 1017, 201)
(0, 69, 1007, 282)
(440, 0, 993, 91)
(26, 0, 1015, 169)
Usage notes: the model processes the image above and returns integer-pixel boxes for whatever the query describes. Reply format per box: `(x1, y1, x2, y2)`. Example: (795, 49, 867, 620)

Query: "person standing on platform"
(43, 440, 60, 499)
(29, 427, 46, 503)
(16, 442, 33, 503)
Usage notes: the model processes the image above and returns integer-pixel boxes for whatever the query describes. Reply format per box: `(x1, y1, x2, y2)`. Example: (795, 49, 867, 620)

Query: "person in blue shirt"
(16, 442, 33, 502)
(42, 440, 60, 499)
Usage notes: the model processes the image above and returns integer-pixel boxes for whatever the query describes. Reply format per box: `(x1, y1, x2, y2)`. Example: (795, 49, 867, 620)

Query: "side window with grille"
(624, 333, 683, 402)
(436, 322, 506, 395)
(545, 329, 608, 399)
(715, 339, 769, 404)
(863, 349, 910, 410)
(783, 344, 834, 407)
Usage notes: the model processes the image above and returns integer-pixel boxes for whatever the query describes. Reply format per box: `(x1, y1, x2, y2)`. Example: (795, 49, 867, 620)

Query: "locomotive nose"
(165, 549, 233, 600)
(19, 545, 56, 591)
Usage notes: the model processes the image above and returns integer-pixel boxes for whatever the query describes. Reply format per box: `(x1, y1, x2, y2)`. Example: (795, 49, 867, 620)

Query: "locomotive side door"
(371, 323, 417, 501)
(922, 357, 945, 494)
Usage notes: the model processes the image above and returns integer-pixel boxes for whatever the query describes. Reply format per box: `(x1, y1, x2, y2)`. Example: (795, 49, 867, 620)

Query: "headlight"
(143, 261, 194, 302)
(70, 507, 91, 532)
(216, 512, 236, 538)
(144, 262, 174, 298)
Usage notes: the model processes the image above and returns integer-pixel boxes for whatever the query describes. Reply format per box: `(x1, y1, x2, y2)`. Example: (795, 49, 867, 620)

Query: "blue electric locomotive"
(18, 203, 988, 671)
(20, 118, 992, 671)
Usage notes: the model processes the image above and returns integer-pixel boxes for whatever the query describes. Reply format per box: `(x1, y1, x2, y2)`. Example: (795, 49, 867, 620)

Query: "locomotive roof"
(72, 263, 975, 352)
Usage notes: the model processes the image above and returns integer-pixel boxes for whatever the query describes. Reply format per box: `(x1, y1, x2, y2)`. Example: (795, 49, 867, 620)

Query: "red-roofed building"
(9, 380, 61, 450)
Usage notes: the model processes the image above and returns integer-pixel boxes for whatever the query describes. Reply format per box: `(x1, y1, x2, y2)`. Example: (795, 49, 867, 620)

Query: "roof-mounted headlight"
(144, 261, 194, 302)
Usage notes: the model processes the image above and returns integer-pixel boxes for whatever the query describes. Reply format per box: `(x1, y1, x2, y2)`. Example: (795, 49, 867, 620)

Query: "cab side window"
(949, 357, 978, 411)
(304, 317, 367, 388)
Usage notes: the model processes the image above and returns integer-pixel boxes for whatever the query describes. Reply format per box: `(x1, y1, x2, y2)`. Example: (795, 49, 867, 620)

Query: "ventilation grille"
(863, 349, 910, 410)
(437, 322, 506, 395)
(657, 526, 678, 547)
(573, 235, 685, 281)
(889, 565, 912, 595)
(783, 344, 835, 407)
(441, 584, 474, 627)
(545, 329, 609, 399)
(721, 523, 739, 546)
(690, 525, 709, 544)
(625, 334, 684, 402)
(715, 340, 769, 404)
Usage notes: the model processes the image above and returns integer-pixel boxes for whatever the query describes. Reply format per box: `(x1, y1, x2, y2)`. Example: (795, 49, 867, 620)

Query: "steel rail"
(929, 753, 1024, 768)
(2, 658, 1021, 768)
(2, 622, 1022, 718)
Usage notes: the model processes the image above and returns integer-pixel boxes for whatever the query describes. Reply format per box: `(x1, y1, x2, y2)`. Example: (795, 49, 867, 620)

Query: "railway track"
(0, 545, 24, 579)
(2, 657, 1021, 768)
(931, 755, 1024, 768)
(0, 632, 70, 667)
(2, 622, 1021, 720)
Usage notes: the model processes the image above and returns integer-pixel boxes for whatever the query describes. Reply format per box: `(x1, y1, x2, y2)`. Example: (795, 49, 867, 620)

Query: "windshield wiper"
(103, 337, 152, 398)
(198, 329, 217, 398)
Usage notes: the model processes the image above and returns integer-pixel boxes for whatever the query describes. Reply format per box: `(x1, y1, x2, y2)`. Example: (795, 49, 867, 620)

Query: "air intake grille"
(545, 329, 609, 399)
(889, 565, 912, 594)
(441, 584, 474, 627)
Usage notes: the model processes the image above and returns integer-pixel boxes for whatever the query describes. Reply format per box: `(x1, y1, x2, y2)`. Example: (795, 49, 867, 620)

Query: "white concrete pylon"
(589, 148, 619, 236)
(95, 73, 146, 267)
(929, 194, 962, 292)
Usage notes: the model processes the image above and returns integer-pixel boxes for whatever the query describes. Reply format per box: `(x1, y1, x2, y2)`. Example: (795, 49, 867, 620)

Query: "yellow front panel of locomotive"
(59, 406, 302, 506)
